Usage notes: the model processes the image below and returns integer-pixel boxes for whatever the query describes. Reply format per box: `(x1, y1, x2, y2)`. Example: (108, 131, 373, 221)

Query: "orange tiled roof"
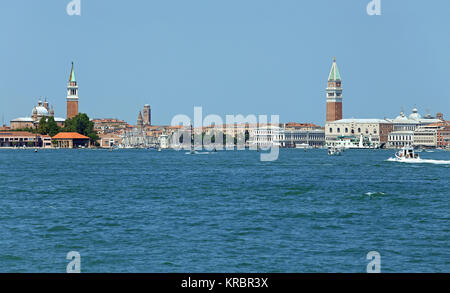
(52, 132, 89, 139)
(0, 131, 35, 137)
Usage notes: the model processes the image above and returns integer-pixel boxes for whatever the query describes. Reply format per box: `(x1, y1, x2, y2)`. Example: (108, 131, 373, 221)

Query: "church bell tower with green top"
(66, 62, 79, 119)
(326, 57, 343, 123)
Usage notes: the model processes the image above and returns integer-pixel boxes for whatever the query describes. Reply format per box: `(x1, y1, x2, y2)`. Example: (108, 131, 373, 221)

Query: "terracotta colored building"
(98, 133, 122, 148)
(52, 132, 90, 148)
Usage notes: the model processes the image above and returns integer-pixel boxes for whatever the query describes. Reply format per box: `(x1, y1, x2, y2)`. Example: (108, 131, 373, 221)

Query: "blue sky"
(1, 0, 449, 126)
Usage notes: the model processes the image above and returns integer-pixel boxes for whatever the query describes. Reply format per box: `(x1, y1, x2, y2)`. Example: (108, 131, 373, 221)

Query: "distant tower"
(326, 57, 343, 123)
(137, 111, 144, 131)
(66, 62, 79, 119)
(143, 104, 151, 126)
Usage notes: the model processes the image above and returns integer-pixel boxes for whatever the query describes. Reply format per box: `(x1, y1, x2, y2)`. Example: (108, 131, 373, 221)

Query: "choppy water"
(0, 148, 449, 272)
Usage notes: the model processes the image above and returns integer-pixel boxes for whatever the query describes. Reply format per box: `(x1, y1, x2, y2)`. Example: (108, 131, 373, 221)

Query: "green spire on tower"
(69, 62, 76, 82)
(328, 57, 341, 81)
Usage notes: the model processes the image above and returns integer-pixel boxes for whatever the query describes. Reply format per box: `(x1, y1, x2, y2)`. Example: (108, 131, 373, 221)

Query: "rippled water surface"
(0, 149, 449, 272)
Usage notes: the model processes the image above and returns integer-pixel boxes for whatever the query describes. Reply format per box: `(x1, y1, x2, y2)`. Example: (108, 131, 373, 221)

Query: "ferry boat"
(394, 147, 420, 161)
(334, 134, 379, 150)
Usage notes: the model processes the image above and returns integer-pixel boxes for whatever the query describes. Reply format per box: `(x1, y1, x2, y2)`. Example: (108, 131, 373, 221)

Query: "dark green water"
(0, 149, 448, 272)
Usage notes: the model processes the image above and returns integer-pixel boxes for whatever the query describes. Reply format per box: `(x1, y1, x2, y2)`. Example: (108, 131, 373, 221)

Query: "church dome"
(32, 106, 49, 116)
(409, 108, 421, 120)
(395, 111, 408, 121)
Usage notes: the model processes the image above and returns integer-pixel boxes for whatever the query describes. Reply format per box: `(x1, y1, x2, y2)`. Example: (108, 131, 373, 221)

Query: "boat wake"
(386, 158, 450, 165)
(365, 192, 386, 197)
(185, 151, 216, 155)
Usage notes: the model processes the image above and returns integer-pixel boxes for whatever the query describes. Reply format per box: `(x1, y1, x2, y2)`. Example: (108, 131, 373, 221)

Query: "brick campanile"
(326, 57, 343, 123)
(66, 62, 79, 119)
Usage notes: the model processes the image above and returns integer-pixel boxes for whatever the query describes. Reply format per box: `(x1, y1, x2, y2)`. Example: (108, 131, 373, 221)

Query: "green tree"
(37, 116, 48, 134)
(46, 116, 60, 137)
(64, 113, 99, 143)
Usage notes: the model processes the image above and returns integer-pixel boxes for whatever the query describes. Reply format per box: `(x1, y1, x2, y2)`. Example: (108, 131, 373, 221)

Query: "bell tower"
(66, 62, 79, 119)
(326, 57, 343, 123)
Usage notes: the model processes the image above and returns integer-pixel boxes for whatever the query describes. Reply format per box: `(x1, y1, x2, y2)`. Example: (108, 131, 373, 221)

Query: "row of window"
(329, 128, 377, 134)
(389, 135, 412, 141)
(0, 137, 35, 142)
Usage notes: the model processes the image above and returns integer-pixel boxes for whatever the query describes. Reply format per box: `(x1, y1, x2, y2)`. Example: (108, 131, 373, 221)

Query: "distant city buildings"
(323, 57, 447, 149)
(1, 59, 448, 150)
(93, 118, 128, 134)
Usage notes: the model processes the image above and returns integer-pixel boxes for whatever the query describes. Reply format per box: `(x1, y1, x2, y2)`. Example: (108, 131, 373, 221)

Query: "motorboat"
(328, 147, 342, 156)
(394, 147, 420, 161)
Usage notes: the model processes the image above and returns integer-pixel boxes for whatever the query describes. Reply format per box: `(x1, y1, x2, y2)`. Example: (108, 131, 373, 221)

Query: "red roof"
(52, 132, 89, 139)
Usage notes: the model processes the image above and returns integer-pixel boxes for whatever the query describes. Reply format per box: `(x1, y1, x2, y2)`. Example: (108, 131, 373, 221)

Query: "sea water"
(0, 149, 448, 272)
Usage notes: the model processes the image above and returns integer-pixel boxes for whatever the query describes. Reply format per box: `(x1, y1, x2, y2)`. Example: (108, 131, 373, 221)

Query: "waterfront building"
(10, 100, 65, 130)
(387, 131, 414, 148)
(121, 129, 157, 148)
(326, 57, 343, 123)
(66, 63, 79, 119)
(0, 131, 52, 148)
(98, 133, 123, 148)
(437, 123, 450, 148)
(325, 119, 393, 147)
(52, 132, 90, 148)
(249, 125, 284, 148)
(158, 131, 170, 149)
(283, 128, 325, 148)
(413, 123, 445, 148)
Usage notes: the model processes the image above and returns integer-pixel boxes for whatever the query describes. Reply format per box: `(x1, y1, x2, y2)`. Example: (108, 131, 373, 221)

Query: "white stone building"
(325, 119, 393, 147)
(387, 131, 414, 148)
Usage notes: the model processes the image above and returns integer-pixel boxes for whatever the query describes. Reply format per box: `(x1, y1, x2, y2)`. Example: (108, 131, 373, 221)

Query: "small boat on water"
(328, 147, 342, 156)
(295, 143, 310, 149)
(394, 147, 420, 161)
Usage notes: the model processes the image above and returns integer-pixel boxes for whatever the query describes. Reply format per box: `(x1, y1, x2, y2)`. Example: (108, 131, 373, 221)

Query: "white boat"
(394, 147, 420, 161)
(328, 147, 342, 156)
(295, 143, 310, 149)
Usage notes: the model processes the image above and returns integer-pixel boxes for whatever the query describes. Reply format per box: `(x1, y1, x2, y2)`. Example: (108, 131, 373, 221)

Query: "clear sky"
(1, 0, 449, 126)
